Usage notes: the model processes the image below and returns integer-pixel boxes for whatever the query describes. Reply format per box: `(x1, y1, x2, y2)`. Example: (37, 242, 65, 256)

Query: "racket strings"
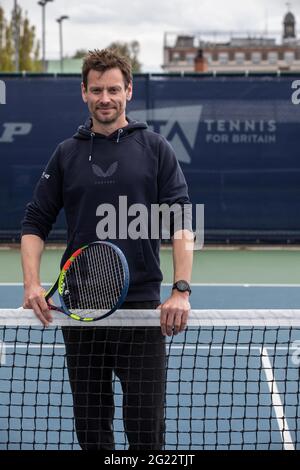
(91, 245, 111, 309)
(62, 244, 125, 317)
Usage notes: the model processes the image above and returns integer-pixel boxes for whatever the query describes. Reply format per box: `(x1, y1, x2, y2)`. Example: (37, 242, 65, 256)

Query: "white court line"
(163, 283, 300, 287)
(2, 345, 298, 351)
(261, 347, 295, 451)
(4, 344, 65, 349)
(0, 283, 52, 286)
(0, 341, 5, 365)
(175, 345, 298, 351)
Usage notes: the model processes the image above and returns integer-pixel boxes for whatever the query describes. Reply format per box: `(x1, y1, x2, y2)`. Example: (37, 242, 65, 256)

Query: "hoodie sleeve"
(157, 136, 193, 236)
(21, 145, 63, 241)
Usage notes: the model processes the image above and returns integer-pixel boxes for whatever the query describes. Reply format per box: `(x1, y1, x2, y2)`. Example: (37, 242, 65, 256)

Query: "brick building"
(163, 10, 300, 73)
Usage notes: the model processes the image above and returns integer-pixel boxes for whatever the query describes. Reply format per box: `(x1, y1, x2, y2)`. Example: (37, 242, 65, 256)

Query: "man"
(21, 49, 193, 450)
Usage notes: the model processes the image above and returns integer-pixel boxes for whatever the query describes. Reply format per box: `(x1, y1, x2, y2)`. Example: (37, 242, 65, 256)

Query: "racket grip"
(47, 304, 56, 310)
(47, 304, 63, 312)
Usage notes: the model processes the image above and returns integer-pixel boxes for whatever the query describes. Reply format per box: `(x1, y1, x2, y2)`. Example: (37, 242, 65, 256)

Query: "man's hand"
(23, 284, 53, 327)
(158, 290, 191, 336)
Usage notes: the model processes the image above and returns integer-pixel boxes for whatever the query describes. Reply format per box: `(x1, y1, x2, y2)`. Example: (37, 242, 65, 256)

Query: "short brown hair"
(82, 49, 132, 89)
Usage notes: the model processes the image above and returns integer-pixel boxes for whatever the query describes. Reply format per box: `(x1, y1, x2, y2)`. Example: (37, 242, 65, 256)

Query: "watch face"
(176, 280, 189, 291)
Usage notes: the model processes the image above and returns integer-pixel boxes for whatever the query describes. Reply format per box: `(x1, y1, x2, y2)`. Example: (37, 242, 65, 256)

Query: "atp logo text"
(0, 123, 32, 142)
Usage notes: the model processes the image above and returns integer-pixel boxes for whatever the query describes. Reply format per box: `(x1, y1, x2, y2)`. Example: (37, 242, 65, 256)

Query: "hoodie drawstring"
(117, 129, 123, 143)
(89, 132, 95, 161)
(89, 129, 123, 159)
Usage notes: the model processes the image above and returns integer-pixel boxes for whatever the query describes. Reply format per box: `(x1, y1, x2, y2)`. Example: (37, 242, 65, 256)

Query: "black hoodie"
(22, 117, 191, 301)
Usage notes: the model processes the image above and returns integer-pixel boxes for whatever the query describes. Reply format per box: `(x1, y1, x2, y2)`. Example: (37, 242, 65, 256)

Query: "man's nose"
(99, 90, 110, 104)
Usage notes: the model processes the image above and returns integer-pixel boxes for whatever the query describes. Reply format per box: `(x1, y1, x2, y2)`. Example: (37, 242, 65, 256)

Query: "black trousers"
(62, 301, 166, 450)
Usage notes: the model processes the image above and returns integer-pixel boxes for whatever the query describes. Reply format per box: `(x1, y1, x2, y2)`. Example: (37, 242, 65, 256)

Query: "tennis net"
(0, 308, 300, 450)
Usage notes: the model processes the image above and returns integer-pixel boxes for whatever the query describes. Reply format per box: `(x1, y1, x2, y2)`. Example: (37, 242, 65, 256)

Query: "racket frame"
(45, 241, 130, 322)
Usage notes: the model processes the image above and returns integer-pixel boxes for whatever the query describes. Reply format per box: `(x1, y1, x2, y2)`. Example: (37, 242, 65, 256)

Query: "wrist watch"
(172, 280, 192, 295)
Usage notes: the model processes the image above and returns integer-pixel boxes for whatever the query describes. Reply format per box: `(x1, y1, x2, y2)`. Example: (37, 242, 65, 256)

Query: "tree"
(0, 5, 41, 72)
(0, 6, 13, 71)
(72, 49, 88, 59)
(73, 42, 142, 72)
(107, 41, 142, 72)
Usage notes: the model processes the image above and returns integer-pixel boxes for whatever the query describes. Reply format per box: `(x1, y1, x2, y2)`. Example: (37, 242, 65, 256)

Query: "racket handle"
(47, 304, 56, 310)
(47, 304, 63, 313)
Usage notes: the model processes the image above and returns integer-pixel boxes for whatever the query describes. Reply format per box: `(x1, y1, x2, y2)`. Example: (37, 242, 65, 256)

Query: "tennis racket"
(45, 241, 129, 322)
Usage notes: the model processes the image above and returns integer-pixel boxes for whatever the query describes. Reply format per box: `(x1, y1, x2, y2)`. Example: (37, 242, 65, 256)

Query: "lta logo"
(129, 105, 202, 164)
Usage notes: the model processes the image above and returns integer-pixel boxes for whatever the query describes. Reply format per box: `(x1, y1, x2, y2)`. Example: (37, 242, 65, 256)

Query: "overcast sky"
(1, 0, 300, 71)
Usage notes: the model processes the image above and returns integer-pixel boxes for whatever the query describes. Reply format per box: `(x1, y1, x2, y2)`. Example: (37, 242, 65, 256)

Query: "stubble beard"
(94, 106, 123, 126)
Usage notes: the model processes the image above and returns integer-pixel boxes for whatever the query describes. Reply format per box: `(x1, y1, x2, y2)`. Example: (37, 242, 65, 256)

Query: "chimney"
(194, 49, 208, 72)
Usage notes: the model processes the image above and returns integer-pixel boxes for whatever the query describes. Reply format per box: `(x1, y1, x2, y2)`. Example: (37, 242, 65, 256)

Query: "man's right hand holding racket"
(22, 235, 53, 326)
(23, 283, 53, 327)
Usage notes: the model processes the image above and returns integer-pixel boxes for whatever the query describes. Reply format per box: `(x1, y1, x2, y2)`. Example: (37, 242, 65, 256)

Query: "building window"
(172, 52, 180, 62)
(268, 52, 278, 64)
(284, 51, 295, 64)
(204, 53, 212, 64)
(235, 52, 245, 64)
(251, 52, 261, 64)
(218, 52, 229, 64)
(186, 53, 195, 64)
(175, 36, 194, 48)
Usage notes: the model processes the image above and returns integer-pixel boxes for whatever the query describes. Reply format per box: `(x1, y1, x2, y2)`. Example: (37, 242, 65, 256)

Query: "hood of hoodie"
(73, 116, 148, 142)
(73, 117, 148, 162)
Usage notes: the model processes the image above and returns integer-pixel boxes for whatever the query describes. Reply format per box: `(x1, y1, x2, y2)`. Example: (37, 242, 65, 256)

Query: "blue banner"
(0, 74, 300, 242)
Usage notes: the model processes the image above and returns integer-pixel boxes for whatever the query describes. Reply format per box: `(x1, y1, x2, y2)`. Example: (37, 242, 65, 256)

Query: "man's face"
(81, 68, 132, 126)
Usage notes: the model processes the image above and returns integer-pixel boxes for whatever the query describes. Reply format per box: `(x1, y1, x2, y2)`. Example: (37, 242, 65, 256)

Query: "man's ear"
(81, 82, 88, 103)
(126, 81, 133, 101)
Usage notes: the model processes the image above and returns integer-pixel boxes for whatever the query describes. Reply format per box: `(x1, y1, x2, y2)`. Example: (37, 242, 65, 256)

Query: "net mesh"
(0, 308, 300, 450)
